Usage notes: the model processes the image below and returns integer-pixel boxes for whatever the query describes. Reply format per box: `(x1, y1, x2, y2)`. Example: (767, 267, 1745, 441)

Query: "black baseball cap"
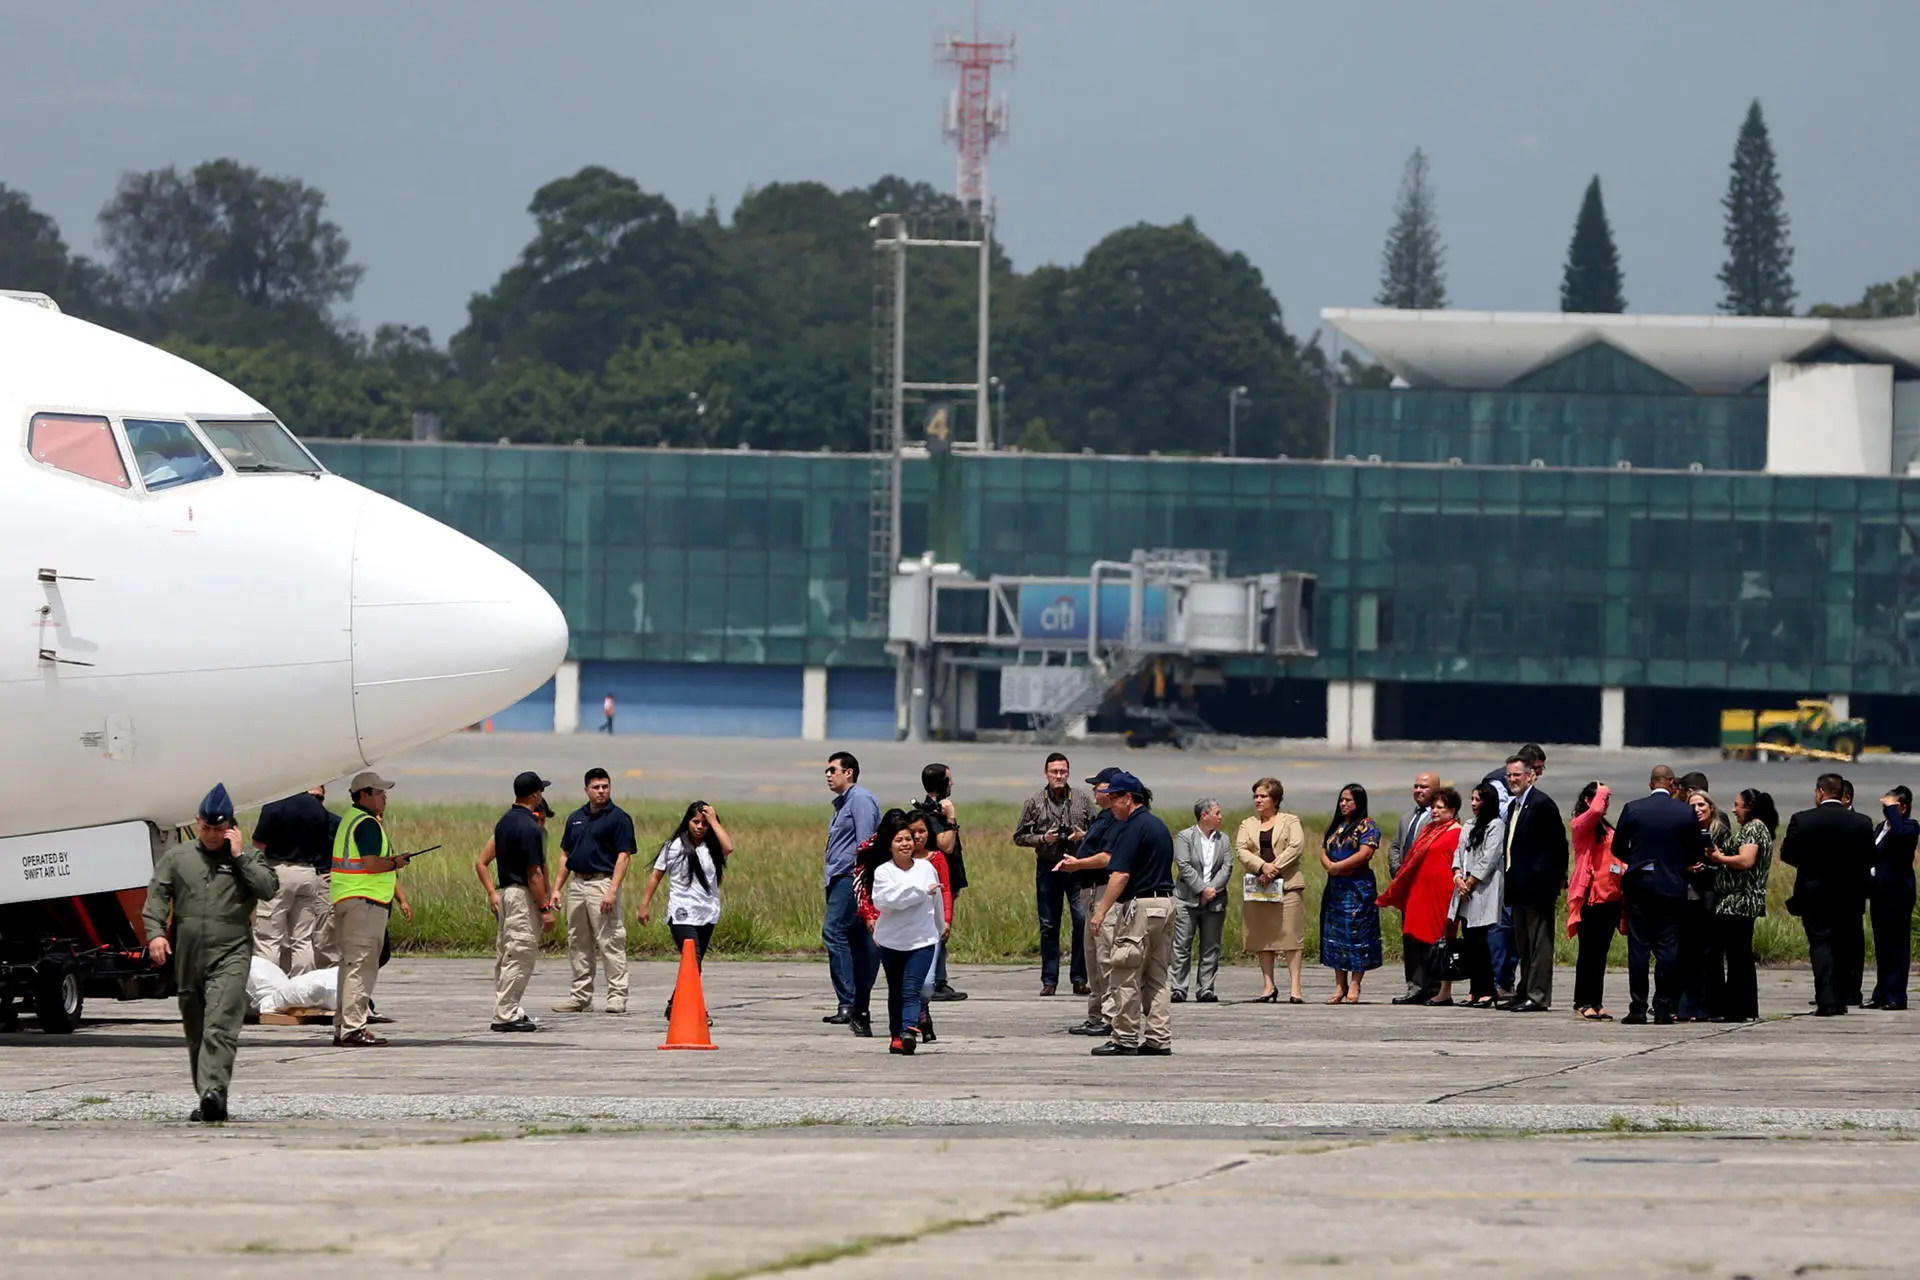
(1085, 766, 1121, 786)
(513, 770, 551, 798)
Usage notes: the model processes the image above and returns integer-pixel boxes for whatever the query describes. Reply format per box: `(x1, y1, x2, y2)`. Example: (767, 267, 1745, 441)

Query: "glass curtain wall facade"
(311, 442, 1920, 697)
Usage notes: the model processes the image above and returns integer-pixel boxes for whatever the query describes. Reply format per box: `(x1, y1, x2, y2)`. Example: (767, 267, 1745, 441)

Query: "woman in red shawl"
(1378, 784, 1463, 1007)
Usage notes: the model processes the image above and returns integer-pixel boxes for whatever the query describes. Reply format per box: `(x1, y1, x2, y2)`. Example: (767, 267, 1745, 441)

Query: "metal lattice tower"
(937, 7, 1014, 215)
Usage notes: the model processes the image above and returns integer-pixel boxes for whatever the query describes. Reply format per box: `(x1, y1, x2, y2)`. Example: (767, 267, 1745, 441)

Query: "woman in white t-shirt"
(640, 801, 734, 1002)
(861, 809, 943, 1055)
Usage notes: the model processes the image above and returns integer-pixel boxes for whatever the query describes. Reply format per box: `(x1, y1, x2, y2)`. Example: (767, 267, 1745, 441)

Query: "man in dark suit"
(1868, 786, 1917, 1011)
(1782, 773, 1876, 1016)
(1502, 754, 1568, 1012)
(1611, 765, 1698, 1024)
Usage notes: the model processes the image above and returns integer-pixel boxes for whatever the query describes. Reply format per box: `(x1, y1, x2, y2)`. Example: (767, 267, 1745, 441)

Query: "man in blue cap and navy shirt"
(144, 783, 280, 1121)
(1084, 770, 1178, 1056)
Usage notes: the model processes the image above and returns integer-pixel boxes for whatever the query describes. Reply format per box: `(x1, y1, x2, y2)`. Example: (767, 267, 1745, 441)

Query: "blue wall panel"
(581, 661, 803, 737)
(827, 668, 897, 741)
(486, 678, 555, 732)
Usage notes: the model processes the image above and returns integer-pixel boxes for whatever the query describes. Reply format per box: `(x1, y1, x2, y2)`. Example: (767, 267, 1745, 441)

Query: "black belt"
(1128, 888, 1173, 899)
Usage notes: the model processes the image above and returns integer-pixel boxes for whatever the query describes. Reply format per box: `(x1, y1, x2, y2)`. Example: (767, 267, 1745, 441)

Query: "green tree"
(1376, 148, 1448, 309)
(1807, 270, 1920, 319)
(1012, 418, 1061, 452)
(1560, 176, 1625, 313)
(0, 183, 74, 296)
(98, 159, 362, 350)
(1717, 100, 1795, 316)
(1001, 219, 1325, 457)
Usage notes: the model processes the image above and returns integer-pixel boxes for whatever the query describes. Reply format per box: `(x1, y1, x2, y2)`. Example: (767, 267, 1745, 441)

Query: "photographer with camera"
(1013, 753, 1098, 997)
(916, 763, 969, 1001)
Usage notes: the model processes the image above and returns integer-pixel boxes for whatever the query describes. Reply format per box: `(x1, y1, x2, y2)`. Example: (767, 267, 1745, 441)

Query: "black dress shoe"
(490, 1015, 540, 1032)
(931, 984, 967, 1002)
(1508, 1000, 1549, 1013)
(1653, 1012, 1676, 1025)
(1621, 1009, 1648, 1025)
(198, 1090, 227, 1123)
(823, 1011, 851, 1025)
(1170, 989, 1187, 1003)
(1069, 1021, 1112, 1036)
(1391, 994, 1430, 1006)
(1090, 1041, 1137, 1056)
(1136, 1043, 1173, 1056)
(1877, 1002, 1908, 1011)
(1814, 1007, 1846, 1017)
(1072, 982, 1091, 996)
(1197, 992, 1219, 1004)
(848, 1015, 873, 1037)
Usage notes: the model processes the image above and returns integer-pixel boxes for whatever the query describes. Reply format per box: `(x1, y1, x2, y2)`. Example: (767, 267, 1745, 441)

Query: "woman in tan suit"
(1236, 777, 1307, 1002)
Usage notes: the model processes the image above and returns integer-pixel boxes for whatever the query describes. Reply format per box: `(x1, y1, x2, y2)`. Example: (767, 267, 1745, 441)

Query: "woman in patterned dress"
(1318, 783, 1383, 1003)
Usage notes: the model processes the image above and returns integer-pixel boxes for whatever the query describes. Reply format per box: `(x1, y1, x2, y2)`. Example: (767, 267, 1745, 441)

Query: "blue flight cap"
(1085, 766, 1122, 786)
(198, 783, 235, 825)
(1105, 770, 1144, 796)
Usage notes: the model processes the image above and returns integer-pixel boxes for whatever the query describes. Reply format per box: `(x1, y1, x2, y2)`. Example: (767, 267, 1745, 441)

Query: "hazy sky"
(6, 1, 1916, 351)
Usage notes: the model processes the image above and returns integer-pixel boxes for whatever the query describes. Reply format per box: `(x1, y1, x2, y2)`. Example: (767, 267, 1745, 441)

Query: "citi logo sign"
(1039, 596, 1078, 631)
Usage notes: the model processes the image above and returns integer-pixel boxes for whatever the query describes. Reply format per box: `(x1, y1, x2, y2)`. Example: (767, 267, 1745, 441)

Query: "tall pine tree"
(1717, 100, 1795, 316)
(1376, 148, 1448, 309)
(1560, 176, 1625, 313)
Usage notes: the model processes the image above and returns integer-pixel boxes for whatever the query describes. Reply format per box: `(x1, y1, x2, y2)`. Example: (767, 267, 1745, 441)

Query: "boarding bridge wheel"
(33, 961, 82, 1033)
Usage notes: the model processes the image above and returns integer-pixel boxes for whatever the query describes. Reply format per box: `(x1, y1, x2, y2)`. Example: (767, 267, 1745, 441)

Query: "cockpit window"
(123, 418, 222, 491)
(28, 413, 131, 488)
(195, 418, 323, 474)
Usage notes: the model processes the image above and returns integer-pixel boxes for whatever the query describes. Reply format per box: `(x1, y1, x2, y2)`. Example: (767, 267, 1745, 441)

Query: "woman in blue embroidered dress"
(1319, 783, 1383, 1003)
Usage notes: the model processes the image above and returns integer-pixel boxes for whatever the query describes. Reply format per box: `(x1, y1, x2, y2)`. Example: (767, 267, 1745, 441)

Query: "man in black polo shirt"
(551, 767, 637, 1015)
(1055, 768, 1119, 1036)
(1087, 771, 1176, 1057)
(251, 784, 340, 975)
(491, 771, 556, 1032)
(916, 762, 969, 1002)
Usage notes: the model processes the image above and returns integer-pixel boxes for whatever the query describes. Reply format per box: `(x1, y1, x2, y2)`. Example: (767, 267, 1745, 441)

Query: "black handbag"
(1428, 907, 1467, 982)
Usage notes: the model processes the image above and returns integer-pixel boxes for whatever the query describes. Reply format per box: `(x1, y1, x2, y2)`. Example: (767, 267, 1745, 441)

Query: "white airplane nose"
(349, 492, 569, 762)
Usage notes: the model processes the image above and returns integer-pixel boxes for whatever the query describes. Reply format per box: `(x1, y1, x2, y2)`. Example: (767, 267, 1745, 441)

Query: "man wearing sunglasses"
(822, 751, 881, 1035)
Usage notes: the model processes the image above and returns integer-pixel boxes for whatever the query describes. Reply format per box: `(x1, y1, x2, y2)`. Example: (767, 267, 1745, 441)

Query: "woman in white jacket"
(862, 810, 944, 1054)
(1451, 781, 1507, 1008)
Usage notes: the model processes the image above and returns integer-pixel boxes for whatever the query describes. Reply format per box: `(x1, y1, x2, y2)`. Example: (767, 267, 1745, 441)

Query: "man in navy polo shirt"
(551, 767, 637, 1015)
(1087, 771, 1177, 1057)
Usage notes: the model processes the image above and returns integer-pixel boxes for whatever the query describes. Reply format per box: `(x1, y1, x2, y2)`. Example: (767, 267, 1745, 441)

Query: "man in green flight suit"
(143, 783, 280, 1122)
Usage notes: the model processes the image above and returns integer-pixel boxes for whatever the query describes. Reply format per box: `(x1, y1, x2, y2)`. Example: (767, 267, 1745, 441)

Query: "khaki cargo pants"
(331, 896, 388, 1039)
(494, 886, 540, 1023)
(1076, 885, 1114, 1026)
(1106, 897, 1175, 1051)
(253, 864, 336, 975)
(564, 875, 629, 1006)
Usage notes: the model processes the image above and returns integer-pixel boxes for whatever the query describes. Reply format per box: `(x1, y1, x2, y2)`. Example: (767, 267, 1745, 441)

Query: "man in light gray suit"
(1171, 798, 1233, 1003)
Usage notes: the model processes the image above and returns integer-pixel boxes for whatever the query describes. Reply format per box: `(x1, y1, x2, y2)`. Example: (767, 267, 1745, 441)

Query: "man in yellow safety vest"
(330, 770, 414, 1046)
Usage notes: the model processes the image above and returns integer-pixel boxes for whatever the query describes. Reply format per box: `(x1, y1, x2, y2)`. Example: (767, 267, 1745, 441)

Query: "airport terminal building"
(310, 309, 1920, 750)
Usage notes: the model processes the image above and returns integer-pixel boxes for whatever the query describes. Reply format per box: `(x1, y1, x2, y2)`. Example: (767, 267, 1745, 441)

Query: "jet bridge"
(887, 549, 1315, 741)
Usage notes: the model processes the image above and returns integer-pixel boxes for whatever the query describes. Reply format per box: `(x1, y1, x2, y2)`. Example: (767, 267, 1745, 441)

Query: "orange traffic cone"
(659, 937, 716, 1050)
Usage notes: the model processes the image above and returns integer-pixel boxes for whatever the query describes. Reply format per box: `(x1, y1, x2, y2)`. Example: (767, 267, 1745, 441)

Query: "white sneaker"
(551, 997, 591, 1013)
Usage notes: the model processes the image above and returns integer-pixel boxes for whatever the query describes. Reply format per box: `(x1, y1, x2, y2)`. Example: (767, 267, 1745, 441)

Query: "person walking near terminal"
(489, 772, 555, 1032)
(600, 692, 616, 734)
(1704, 788, 1777, 1021)
(1566, 782, 1625, 1021)
(640, 801, 733, 1020)
(144, 784, 279, 1122)
(862, 810, 943, 1054)
(251, 783, 338, 975)
(1055, 768, 1119, 1037)
(822, 751, 881, 1035)
(1171, 798, 1232, 1003)
(1502, 754, 1568, 1013)
(331, 770, 415, 1047)
(916, 763, 968, 1002)
(1236, 777, 1307, 1003)
(1868, 786, 1916, 1010)
(1319, 784, 1383, 1004)
(1782, 773, 1875, 1017)
(1613, 766, 1698, 1024)
(1379, 785, 1463, 1006)
(1452, 782, 1507, 1007)
(1013, 753, 1097, 997)
(1088, 772, 1176, 1057)
(551, 768, 636, 1015)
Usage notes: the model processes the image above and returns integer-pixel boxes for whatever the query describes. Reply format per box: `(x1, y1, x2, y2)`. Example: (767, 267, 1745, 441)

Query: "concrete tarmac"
(368, 730, 1916, 811)
(2, 959, 1916, 1277)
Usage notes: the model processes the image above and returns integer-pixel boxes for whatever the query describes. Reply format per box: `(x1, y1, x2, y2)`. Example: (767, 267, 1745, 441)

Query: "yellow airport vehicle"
(1720, 700, 1866, 762)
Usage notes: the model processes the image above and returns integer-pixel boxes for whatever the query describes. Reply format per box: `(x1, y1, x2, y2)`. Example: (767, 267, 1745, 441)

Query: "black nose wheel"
(33, 962, 82, 1034)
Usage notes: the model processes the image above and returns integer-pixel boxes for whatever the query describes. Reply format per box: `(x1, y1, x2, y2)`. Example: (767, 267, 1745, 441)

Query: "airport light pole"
(1228, 385, 1251, 457)
(989, 375, 1006, 445)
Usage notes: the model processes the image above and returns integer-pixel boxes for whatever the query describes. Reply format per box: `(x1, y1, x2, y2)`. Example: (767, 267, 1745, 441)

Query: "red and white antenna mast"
(938, 4, 1013, 215)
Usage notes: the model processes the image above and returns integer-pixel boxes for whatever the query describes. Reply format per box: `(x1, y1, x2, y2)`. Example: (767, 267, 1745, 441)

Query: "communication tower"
(937, 10, 1014, 215)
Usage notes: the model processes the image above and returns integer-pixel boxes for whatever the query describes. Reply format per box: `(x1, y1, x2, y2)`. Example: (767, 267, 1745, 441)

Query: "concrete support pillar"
(1828, 693, 1851, 721)
(1600, 686, 1626, 752)
(1326, 679, 1352, 750)
(907, 647, 932, 743)
(801, 665, 828, 742)
(553, 660, 580, 735)
(1350, 679, 1376, 749)
(958, 668, 979, 736)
